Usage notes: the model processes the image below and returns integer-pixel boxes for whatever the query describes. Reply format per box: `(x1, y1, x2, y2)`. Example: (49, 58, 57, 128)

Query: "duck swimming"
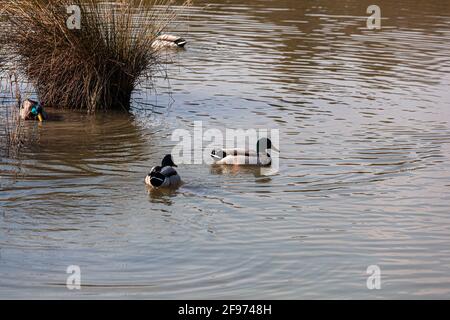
(151, 34, 187, 49)
(19, 99, 47, 121)
(211, 138, 279, 166)
(145, 154, 182, 189)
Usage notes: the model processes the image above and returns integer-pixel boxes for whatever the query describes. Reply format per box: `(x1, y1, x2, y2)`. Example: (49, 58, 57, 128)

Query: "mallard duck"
(19, 99, 47, 122)
(145, 154, 182, 189)
(211, 138, 279, 166)
(151, 34, 187, 49)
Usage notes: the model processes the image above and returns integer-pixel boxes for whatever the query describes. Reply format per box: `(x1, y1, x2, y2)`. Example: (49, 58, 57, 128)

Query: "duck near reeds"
(211, 138, 279, 166)
(19, 99, 47, 122)
(152, 34, 187, 49)
(145, 154, 182, 189)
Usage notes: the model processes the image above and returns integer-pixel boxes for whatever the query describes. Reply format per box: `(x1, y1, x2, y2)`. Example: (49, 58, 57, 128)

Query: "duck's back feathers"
(145, 154, 182, 189)
(211, 149, 227, 161)
(211, 148, 272, 166)
(157, 34, 179, 42)
(20, 99, 47, 121)
(145, 166, 181, 189)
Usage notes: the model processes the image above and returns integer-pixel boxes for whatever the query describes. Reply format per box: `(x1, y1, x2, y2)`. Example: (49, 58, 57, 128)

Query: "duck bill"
(272, 146, 280, 152)
(37, 113, 44, 122)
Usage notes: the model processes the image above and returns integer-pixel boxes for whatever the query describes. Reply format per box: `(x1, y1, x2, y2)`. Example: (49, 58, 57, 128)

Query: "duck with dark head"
(145, 154, 182, 189)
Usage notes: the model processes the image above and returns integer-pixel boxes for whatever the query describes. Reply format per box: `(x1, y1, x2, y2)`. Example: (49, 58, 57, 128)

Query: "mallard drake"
(19, 99, 47, 122)
(211, 138, 279, 166)
(145, 154, 182, 189)
(151, 34, 187, 49)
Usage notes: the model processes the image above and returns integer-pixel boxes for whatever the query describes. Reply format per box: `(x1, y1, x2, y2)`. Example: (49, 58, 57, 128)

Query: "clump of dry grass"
(0, 0, 189, 113)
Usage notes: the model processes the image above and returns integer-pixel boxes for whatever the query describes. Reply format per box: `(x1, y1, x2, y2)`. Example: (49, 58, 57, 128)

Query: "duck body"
(211, 138, 277, 167)
(20, 99, 47, 121)
(152, 34, 187, 49)
(145, 155, 182, 189)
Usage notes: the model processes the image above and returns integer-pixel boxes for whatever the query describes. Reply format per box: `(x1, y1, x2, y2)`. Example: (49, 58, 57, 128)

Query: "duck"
(211, 138, 279, 166)
(19, 99, 47, 122)
(145, 154, 182, 189)
(151, 34, 187, 49)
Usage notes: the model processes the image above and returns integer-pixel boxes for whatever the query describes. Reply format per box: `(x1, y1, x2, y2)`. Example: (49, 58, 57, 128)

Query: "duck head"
(161, 154, 178, 167)
(31, 103, 45, 122)
(256, 138, 279, 154)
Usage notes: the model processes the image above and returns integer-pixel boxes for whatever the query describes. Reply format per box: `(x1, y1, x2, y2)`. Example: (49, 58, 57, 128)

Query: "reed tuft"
(0, 0, 189, 112)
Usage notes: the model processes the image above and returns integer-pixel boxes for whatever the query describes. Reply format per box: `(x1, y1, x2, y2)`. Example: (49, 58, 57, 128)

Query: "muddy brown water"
(1, 0, 450, 298)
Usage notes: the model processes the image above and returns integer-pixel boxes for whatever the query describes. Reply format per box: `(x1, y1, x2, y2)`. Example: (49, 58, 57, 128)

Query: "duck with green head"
(145, 154, 182, 189)
(211, 138, 279, 166)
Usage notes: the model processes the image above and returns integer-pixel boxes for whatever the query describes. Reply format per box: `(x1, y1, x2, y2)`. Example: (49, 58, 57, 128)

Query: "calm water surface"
(1, 0, 450, 299)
